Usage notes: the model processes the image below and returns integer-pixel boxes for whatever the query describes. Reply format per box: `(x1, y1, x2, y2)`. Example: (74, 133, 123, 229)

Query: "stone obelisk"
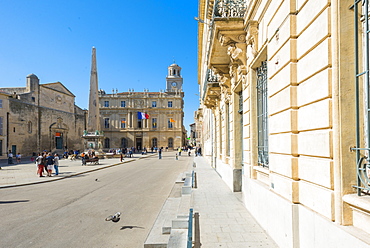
(83, 47, 104, 152)
(88, 46, 100, 132)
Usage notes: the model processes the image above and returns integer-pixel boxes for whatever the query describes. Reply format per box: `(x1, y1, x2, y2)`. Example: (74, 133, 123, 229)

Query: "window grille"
(152, 101, 157, 107)
(226, 103, 230, 156)
(121, 101, 126, 107)
(352, 0, 370, 195)
(257, 61, 269, 168)
(104, 101, 109, 107)
(168, 101, 173, 107)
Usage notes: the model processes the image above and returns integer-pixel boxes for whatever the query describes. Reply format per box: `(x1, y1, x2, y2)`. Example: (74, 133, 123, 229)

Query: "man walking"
(54, 154, 59, 175)
(158, 148, 162, 159)
(7, 150, 13, 164)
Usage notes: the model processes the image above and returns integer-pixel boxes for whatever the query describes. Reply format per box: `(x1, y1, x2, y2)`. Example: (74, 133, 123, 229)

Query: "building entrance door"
(136, 138, 142, 151)
(56, 136, 63, 149)
(12, 145, 16, 155)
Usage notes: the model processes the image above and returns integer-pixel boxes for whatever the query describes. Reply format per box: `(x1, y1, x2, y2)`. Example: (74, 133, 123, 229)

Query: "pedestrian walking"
(46, 153, 54, 177)
(16, 153, 21, 163)
(175, 153, 178, 160)
(120, 153, 124, 162)
(178, 147, 182, 156)
(54, 153, 59, 175)
(7, 150, 13, 164)
(158, 148, 162, 159)
(36, 153, 44, 177)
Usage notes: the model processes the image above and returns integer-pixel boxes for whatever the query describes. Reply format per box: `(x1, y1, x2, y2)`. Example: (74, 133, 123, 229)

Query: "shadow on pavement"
(0, 200, 30, 204)
(120, 225, 145, 230)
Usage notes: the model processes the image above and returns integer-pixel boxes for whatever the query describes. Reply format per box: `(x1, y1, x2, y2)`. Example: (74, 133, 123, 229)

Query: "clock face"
(171, 82, 177, 87)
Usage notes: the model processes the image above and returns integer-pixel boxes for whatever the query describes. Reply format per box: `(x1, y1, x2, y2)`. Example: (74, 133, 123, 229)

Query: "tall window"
(168, 138, 173, 148)
(137, 119, 142, 128)
(121, 138, 127, 148)
(257, 61, 268, 167)
(152, 138, 158, 147)
(104, 138, 110, 148)
(121, 101, 126, 107)
(104, 101, 109, 107)
(104, 118, 110, 128)
(121, 118, 126, 128)
(152, 118, 157, 128)
(28, 121, 32, 133)
(0, 117, 3, 135)
(226, 103, 230, 156)
(152, 101, 157, 107)
(0, 99, 2, 108)
(168, 101, 173, 107)
(168, 119, 173, 128)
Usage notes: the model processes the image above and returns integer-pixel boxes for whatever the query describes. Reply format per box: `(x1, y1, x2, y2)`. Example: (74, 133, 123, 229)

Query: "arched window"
(168, 138, 173, 148)
(152, 138, 157, 148)
(104, 138, 110, 149)
(121, 138, 127, 148)
(28, 121, 32, 133)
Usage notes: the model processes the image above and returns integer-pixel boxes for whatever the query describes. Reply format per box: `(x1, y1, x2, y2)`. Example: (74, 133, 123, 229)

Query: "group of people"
(7, 151, 22, 164)
(35, 152, 60, 177)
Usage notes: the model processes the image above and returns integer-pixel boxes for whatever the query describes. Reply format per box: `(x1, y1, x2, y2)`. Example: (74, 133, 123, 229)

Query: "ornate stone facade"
(98, 64, 186, 151)
(0, 74, 86, 157)
(198, 0, 370, 247)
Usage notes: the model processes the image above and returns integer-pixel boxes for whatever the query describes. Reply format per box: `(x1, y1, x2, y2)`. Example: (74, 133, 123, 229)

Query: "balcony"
(202, 69, 221, 108)
(207, 0, 247, 71)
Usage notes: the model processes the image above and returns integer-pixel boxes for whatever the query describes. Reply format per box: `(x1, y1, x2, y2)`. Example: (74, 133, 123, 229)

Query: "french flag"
(138, 112, 149, 119)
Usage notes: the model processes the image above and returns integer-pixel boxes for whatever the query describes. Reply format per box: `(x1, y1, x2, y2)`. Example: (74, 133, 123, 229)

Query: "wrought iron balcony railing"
(202, 69, 220, 101)
(214, 0, 247, 18)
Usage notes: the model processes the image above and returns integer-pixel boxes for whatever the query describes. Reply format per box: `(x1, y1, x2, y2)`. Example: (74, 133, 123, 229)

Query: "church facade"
(0, 74, 86, 158)
(98, 63, 186, 150)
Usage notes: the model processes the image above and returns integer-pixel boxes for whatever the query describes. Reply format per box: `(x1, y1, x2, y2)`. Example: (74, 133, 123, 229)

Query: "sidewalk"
(0, 154, 154, 188)
(193, 156, 278, 248)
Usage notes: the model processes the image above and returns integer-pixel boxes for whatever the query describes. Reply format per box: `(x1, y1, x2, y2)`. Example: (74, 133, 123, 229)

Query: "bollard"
(187, 208, 193, 248)
(194, 172, 197, 188)
(194, 212, 201, 248)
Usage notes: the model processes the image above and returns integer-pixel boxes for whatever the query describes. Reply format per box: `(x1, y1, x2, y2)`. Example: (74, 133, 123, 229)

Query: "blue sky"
(0, 0, 199, 133)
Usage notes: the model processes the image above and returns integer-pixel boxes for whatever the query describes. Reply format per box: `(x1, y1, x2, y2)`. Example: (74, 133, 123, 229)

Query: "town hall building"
(98, 63, 186, 150)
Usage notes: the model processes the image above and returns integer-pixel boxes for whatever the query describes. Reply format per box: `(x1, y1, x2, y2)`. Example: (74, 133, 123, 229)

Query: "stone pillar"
(87, 47, 101, 133)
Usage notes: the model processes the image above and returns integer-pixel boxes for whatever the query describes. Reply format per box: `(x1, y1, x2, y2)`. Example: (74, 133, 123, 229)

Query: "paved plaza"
(0, 153, 278, 247)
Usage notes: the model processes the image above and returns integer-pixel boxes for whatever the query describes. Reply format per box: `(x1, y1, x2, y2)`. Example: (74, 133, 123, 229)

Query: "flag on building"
(138, 112, 149, 119)
(170, 118, 176, 122)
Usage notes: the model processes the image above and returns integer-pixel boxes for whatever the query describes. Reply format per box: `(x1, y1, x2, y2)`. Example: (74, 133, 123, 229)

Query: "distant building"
(98, 63, 186, 150)
(0, 74, 86, 158)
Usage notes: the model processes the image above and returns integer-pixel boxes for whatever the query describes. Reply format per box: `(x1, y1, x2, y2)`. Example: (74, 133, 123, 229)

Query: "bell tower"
(166, 63, 183, 92)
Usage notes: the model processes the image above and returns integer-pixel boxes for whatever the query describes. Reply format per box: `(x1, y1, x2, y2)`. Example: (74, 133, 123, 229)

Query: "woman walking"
(36, 153, 44, 177)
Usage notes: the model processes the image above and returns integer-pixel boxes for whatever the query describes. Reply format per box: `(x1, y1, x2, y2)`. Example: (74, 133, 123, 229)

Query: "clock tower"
(166, 63, 183, 92)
